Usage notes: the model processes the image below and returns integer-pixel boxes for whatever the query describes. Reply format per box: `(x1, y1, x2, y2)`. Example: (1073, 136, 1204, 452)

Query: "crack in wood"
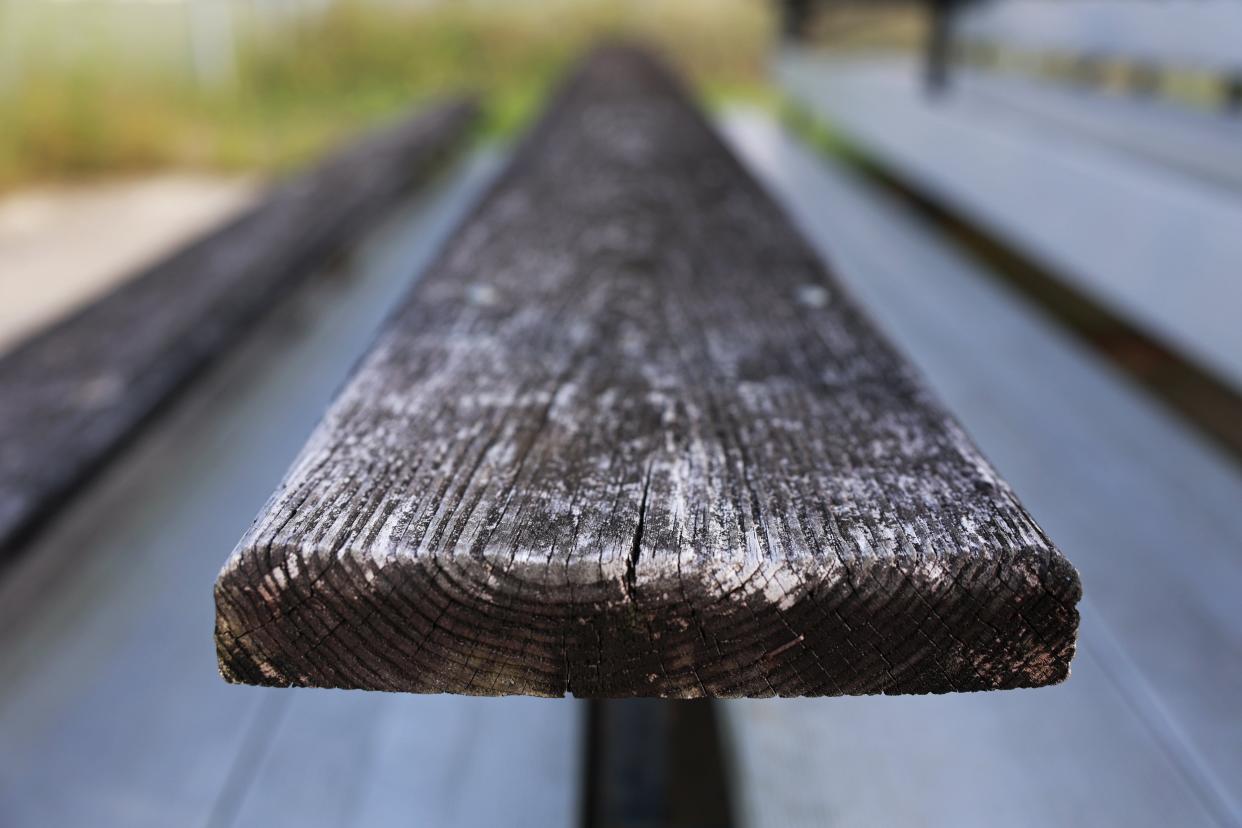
(624, 467, 652, 604)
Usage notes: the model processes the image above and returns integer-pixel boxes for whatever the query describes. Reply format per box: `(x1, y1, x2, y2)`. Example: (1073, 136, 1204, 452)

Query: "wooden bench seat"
(0, 99, 477, 564)
(214, 46, 1080, 699)
(777, 52, 1242, 394)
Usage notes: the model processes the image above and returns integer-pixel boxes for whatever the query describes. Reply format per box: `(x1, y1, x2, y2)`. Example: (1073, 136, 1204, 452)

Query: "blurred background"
(1, 1, 1240, 826)
(0, 0, 772, 346)
(0, 0, 769, 185)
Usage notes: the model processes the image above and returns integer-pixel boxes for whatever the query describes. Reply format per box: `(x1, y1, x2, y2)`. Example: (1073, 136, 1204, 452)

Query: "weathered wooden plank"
(215, 46, 1080, 699)
(0, 98, 477, 563)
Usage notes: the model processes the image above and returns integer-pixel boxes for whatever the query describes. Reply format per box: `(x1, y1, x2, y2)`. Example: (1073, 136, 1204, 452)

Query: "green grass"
(0, 0, 774, 191)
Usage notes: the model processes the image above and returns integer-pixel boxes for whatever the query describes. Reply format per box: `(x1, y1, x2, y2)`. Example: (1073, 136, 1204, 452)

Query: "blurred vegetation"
(805, 3, 924, 53)
(0, 0, 774, 192)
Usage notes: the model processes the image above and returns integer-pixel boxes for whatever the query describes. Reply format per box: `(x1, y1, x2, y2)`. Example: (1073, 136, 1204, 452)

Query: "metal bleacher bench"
(955, 0, 1242, 191)
(777, 0, 1242, 395)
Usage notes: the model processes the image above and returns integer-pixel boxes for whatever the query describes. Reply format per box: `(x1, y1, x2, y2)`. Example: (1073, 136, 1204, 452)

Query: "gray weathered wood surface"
(719, 110, 1242, 827)
(0, 152, 583, 828)
(0, 98, 477, 563)
(215, 46, 1080, 699)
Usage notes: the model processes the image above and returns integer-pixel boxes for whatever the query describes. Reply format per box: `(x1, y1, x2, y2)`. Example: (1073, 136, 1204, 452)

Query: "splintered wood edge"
(216, 538, 1079, 698)
(213, 45, 1081, 699)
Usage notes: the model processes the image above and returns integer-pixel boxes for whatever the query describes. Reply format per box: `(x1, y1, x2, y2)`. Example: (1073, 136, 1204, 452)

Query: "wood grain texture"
(0, 98, 477, 563)
(215, 46, 1080, 698)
